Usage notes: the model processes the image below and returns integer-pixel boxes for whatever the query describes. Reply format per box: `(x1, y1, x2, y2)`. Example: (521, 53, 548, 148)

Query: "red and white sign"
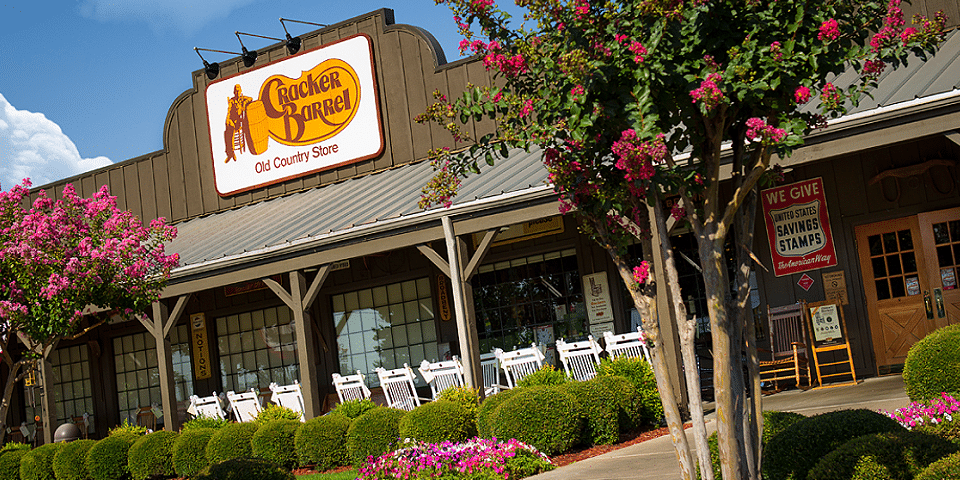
(798, 273, 815, 291)
(204, 34, 383, 196)
(761, 177, 838, 277)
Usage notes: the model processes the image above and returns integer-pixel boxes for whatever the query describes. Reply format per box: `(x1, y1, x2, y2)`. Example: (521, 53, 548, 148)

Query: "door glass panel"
(883, 232, 899, 253)
(886, 255, 903, 275)
(934, 222, 950, 244)
(869, 235, 883, 256)
(890, 277, 906, 298)
(898, 230, 913, 250)
(876, 279, 891, 300)
(951, 220, 960, 242)
(902, 251, 917, 274)
(871, 257, 887, 278)
(938, 245, 953, 268)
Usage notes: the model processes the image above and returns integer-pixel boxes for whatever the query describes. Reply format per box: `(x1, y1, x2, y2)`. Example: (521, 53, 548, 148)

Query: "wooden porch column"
(19, 335, 59, 444)
(418, 217, 501, 391)
(647, 209, 688, 412)
(264, 267, 329, 420)
(141, 295, 190, 431)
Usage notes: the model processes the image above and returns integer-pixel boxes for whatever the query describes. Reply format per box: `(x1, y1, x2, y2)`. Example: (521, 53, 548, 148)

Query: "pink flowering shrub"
(689, 73, 725, 112)
(358, 438, 554, 480)
(0, 179, 178, 339)
(881, 393, 960, 429)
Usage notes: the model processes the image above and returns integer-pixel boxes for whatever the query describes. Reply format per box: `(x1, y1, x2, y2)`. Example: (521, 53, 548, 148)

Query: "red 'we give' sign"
(761, 177, 838, 277)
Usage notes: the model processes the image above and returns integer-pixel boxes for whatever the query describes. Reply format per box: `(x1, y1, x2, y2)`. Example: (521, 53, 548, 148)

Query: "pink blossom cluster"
(629, 41, 647, 64)
(633, 261, 651, 285)
(482, 41, 528, 78)
(670, 203, 686, 221)
(818, 19, 840, 41)
(869, 0, 906, 52)
(0, 179, 179, 329)
(862, 59, 886, 77)
(612, 130, 667, 197)
(820, 83, 843, 110)
(689, 73, 725, 111)
(358, 437, 553, 479)
(769, 41, 783, 61)
(468, 0, 494, 15)
(422, 153, 463, 209)
(794, 86, 811, 104)
(745, 117, 787, 145)
(881, 393, 960, 429)
(573, 0, 590, 18)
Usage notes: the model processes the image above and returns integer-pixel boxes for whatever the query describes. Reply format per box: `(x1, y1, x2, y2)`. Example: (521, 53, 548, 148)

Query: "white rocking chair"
(418, 357, 465, 400)
(376, 364, 430, 411)
(603, 327, 652, 363)
(556, 336, 603, 381)
(496, 343, 545, 388)
(332, 371, 371, 403)
(269, 380, 306, 421)
(187, 392, 226, 420)
(227, 388, 263, 422)
(480, 351, 509, 396)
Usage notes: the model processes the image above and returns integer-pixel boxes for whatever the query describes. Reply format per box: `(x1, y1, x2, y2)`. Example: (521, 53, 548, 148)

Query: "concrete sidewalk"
(528, 375, 910, 480)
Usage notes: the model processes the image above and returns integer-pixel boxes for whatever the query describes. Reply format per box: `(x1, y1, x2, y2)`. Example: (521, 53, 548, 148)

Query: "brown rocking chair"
(760, 301, 813, 391)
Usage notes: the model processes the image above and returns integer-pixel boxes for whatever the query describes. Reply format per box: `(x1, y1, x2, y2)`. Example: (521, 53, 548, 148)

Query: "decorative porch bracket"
(138, 294, 191, 431)
(417, 217, 501, 392)
(263, 267, 330, 420)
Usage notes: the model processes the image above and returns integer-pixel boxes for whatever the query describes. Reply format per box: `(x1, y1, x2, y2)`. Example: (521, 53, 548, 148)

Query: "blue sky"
(0, 1, 524, 191)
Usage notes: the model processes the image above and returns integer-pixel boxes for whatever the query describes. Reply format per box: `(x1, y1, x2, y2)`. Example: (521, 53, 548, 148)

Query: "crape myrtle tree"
(0, 180, 179, 442)
(416, 0, 946, 478)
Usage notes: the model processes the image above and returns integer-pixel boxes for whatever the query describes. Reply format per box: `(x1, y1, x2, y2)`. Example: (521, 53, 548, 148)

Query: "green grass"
(296, 469, 358, 480)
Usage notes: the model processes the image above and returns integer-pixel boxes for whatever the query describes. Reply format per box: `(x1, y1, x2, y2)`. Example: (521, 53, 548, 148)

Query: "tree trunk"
(0, 360, 26, 446)
(734, 187, 762, 480)
(652, 201, 713, 480)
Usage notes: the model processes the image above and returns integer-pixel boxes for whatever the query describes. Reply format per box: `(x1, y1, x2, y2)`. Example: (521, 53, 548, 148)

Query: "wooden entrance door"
(918, 207, 960, 329)
(855, 217, 935, 373)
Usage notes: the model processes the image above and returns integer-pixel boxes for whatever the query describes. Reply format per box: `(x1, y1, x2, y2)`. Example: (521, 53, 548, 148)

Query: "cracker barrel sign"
(761, 177, 838, 277)
(205, 34, 383, 196)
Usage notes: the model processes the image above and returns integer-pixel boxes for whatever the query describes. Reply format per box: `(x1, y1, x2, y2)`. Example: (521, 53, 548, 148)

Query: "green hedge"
(489, 385, 583, 456)
(562, 377, 625, 446)
(127, 430, 179, 480)
(182, 415, 229, 431)
(477, 389, 520, 438)
(87, 435, 137, 480)
(173, 427, 217, 478)
(19, 443, 61, 480)
(52, 439, 97, 480)
(808, 431, 959, 480)
(254, 405, 302, 425)
(904, 324, 960, 401)
(295, 414, 351, 471)
(516, 365, 569, 387)
(251, 420, 300, 469)
(597, 356, 663, 426)
(699, 410, 807, 480)
(763, 409, 905, 480)
(331, 399, 377, 420)
(205, 422, 259, 465)
(398, 400, 477, 444)
(195, 457, 294, 480)
(437, 386, 480, 423)
(917, 416, 960, 444)
(345, 407, 406, 467)
(0, 449, 29, 480)
(916, 450, 960, 480)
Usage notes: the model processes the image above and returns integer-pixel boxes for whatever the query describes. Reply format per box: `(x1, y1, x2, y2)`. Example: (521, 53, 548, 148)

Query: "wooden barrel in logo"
(243, 100, 270, 155)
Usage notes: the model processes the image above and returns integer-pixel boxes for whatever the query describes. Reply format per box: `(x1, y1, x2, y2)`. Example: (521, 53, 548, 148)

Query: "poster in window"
(761, 178, 838, 277)
(810, 303, 842, 342)
(942, 268, 957, 290)
(905, 276, 921, 296)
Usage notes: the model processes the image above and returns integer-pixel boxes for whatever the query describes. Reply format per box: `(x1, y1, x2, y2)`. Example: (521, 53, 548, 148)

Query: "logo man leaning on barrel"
(224, 84, 252, 163)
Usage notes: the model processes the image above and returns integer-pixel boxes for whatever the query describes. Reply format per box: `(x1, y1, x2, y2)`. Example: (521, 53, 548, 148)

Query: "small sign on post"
(191, 313, 212, 380)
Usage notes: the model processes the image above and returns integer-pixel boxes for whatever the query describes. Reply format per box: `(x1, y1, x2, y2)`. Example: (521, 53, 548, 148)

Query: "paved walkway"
(528, 375, 910, 480)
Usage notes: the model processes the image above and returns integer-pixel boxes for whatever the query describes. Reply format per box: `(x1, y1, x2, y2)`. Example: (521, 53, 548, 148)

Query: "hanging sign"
(582, 272, 613, 325)
(761, 177, 838, 277)
(191, 313, 212, 380)
(205, 34, 383, 196)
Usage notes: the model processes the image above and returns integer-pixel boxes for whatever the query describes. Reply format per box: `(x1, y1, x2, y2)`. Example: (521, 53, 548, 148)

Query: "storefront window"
(23, 344, 95, 435)
(115, 325, 193, 423)
(473, 249, 585, 354)
(217, 307, 299, 394)
(333, 278, 438, 387)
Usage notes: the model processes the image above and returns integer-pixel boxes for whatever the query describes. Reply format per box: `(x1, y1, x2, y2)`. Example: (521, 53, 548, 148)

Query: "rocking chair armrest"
(790, 342, 807, 348)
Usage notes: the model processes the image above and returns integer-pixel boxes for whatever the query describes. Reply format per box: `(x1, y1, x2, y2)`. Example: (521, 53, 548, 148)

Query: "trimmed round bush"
(205, 422, 258, 465)
(917, 416, 960, 444)
(87, 435, 137, 480)
(477, 388, 520, 438)
(437, 386, 480, 422)
(182, 415, 229, 431)
(295, 414, 351, 471)
(562, 377, 626, 446)
(808, 430, 959, 480)
(517, 365, 570, 387)
(331, 398, 377, 420)
(173, 427, 217, 478)
(20, 442, 62, 480)
(699, 410, 807, 480)
(399, 400, 477, 444)
(127, 430, 179, 480)
(254, 404, 301, 425)
(904, 324, 960, 401)
(763, 409, 905, 480)
(0, 443, 30, 455)
(250, 419, 300, 469)
(916, 450, 960, 480)
(195, 456, 294, 480)
(490, 385, 583, 456)
(345, 406, 406, 467)
(0, 449, 29, 480)
(53, 439, 97, 480)
(597, 356, 663, 425)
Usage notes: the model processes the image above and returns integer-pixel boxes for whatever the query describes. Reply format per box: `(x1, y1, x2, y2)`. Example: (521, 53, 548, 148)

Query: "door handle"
(925, 290, 934, 319)
(935, 288, 946, 318)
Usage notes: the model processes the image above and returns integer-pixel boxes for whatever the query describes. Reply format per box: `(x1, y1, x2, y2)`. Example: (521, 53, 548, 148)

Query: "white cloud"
(0, 93, 113, 191)
(78, 0, 259, 34)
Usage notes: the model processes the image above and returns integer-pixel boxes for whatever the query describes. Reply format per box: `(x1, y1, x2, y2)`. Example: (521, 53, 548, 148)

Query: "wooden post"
(142, 295, 190, 431)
